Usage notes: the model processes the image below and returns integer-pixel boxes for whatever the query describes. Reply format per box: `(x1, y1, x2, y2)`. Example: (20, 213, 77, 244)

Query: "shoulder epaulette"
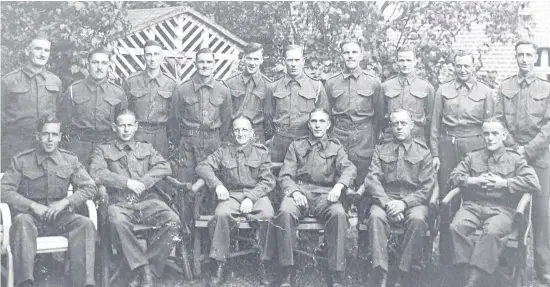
(383, 75, 398, 82)
(468, 147, 486, 156)
(70, 78, 86, 87)
(413, 138, 428, 149)
(506, 147, 521, 155)
(253, 142, 269, 151)
(224, 72, 241, 81)
(58, 148, 77, 157)
(162, 72, 177, 82)
(362, 70, 378, 78)
(126, 71, 143, 79)
(326, 71, 343, 80)
(14, 148, 35, 158)
(537, 75, 549, 82)
(501, 74, 517, 82)
(108, 81, 124, 91)
(328, 138, 342, 145)
(3, 68, 22, 78)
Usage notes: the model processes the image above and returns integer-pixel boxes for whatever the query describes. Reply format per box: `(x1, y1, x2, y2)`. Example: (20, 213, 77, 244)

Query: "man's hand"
(484, 173, 509, 191)
(292, 191, 308, 207)
(127, 179, 146, 196)
(44, 199, 70, 222)
(30, 202, 49, 220)
(389, 213, 404, 223)
(432, 157, 440, 171)
(386, 200, 406, 217)
(240, 198, 253, 214)
(327, 184, 344, 202)
(215, 185, 230, 200)
(466, 176, 489, 188)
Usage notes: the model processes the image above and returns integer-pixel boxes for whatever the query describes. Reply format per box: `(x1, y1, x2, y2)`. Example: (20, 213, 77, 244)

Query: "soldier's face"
(89, 53, 110, 80)
(36, 123, 61, 154)
(285, 49, 304, 77)
(341, 42, 363, 71)
(144, 45, 163, 70)
(454, 55, 475, 82)
(482, 122, 507, 152)
(243, 50, 263, 75)
(397, 51, 417, 75)
(26, 39, 51, 68)
(232, 118, 254, 146)
(515, 44, 538, 73)
(390, 112, 413, 141)
(308, 111, 331, 139)
(196, 53, 215, 77)
(113, 114, 138, 142)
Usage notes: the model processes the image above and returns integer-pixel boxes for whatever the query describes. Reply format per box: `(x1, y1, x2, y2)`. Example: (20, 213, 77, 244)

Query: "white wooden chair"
(0, 172, 97, 287)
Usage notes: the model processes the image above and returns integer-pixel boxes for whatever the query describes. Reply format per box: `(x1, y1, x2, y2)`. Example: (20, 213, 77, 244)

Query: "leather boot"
(210, 261, 227, 287)
(260, 260, 273, 286)
(464, 267, 487, 287)
(128, 265, 143, 287)
(141, 264, 153, 287)
(367, 267, 387, 287)
(331, 271, 345, 287)
(279, 266, 294, 287)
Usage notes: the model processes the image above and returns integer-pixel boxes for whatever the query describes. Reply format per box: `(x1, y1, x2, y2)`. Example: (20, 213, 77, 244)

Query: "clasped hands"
(467, 173, 508, 191)
(215, 185, 253, 214)
(30, 199, 70, 222)
(385, 200, 407, 223)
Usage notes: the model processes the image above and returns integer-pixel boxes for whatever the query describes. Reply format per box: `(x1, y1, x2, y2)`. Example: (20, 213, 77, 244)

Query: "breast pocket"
(183, 94, 200, 119)
(221, 159, 239, 182)
(384, 89, 401, 112)
(465, 92, 487, 118)
(103, 96, 122, 121)
(408, 90, 428, 116)
(20, 168, 47, 200)
(500, 89, 518, 115)
(471, 163, 489, 177)
(273, 91, 290, 116)
(442, 92, 459, 115)
(404, 156, 422, 183)
(72, 93, 93, 119)
(41, 84, 59, 111)
(356, 89, 374, 115)
(298, 90, 317, 112)
(245, 160, 262, 184)
(331, 90, 348, 113)
(53, 168, 73, 198)
(379, 154, 397, 182)
(11, 85, 32, 110)
(528, 91, 549, 119)
(319, 151, 337, 177)
(129, 90, 148, 114)
(208, 94, 224, 122)
(156, 90, 172, 113)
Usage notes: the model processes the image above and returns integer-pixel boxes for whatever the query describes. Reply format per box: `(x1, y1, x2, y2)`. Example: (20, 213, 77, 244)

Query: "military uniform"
(1, 66, 62, 171)
(223, 71, 272, 143)
(273, 136, 356, 271)
(430, 78, 494, 263)
(89, 140, 180, 277)
(124, 71, 177, 158)
(58, 77, 128, 168)
(267, 73, 329, 162)
(448, 147, 540, 274)
(381, 74, 435, 143)
(495, 73, 550, 277)
(195, 142, 275, 262)
(2, 148, 97, 287)
(324, 67, 384, 187)
(363, 138, 436, 273)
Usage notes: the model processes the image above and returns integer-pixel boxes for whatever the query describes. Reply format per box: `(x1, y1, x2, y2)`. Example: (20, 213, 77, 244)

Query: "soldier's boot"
(331, 271, 345, 287)
(464, 267, 487, 287)
(279, 266, 294, 287)
(128, 265, 143, 287)
(259, 260, 273, 286)
(367, 267, 387, 287)
(209, 261, 227, 287)
(141, 264, 154, 287)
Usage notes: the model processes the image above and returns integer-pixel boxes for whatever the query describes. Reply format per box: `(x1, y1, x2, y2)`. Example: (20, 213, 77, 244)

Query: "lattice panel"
(113, 13, 242, 83)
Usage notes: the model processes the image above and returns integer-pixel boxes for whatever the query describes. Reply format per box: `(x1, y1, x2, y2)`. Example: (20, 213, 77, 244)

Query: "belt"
(334, 117, 373, 131)
(181, 128, 219, 138)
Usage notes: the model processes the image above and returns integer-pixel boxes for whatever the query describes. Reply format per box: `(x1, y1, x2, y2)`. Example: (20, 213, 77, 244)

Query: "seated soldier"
(447, 117, 540, 287)
(362, 109, 436, 287)
(195, 115, 276, 286)
(273, 108, 357, 287)
(89, 109, 180, 287)
(2, 114, 97, 287)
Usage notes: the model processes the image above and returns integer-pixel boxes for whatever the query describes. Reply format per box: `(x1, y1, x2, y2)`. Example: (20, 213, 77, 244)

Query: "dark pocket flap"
(10, 85, 30, 93)
(357, 89, 374, 97)
(471, 163, 489, 173)
(222, 159, 238, 169)
(253, 90, 266, 99)
(384, 89, 400, 98)
(231, 89, 246, 98)
(501, 89, 518, 99)
(56, 169, 72, 179)
(273, 91, 290, 99)
(183, 94, 199, 104)
(45, 85, 60, 92)
(22, 169, 45, 180)
(104, 96, 121, 106)
(468, 92, 486, 102)
(405, 156, 422, 164)
(379, 154, 397, 163)
(104, 150, 126, 161)
(130, 90, 148, 98)
(410, 90, 427, 99)
(245, 160, 262, 168)
(531, 91, 549, 100)
(320, 149, 338, 159)
(442, 91, 458, 99)
(299, 90, 317, 100)
(331, 90, 345, 98)
(73, 94, 91, 104)
(157, 90, 172, 99)
(209, 94, 224, 106)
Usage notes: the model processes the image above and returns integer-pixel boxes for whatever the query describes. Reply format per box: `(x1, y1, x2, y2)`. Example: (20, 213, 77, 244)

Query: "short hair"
(389, 108, 413, 122)
(143, 40, 163, 50)
(284, 44, 303, 57)
(309, 108, 331, 120)
(243, 42, 263, 55)
(483, 116, 507, 130)
(232, 115, 254, 129)
(397, 45, 418, 58)
(195, 47, 215, 62)
(37, 113, 61, 132)
(339, 40, 362, 52)
(453, 50, 475, 64)
(87, 46, 111, 62)
(30, 34, 50, 44)
(114, 108, 137, 123)
(514, 40, 538, 52)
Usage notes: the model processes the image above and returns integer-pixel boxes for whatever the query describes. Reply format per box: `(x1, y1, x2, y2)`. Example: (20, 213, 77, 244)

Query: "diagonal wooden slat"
(118, 39, 145, 70)
(180, 24, 204, 52)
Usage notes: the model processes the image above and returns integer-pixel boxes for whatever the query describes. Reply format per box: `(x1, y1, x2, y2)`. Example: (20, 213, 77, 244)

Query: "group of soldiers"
(1, 34, 550, 287)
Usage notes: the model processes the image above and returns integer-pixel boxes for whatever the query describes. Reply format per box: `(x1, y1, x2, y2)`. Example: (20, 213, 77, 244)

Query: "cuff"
(506, 179, 514, 194)
(402, 196, 417, 209)
(66, 195, 82, 209)
(284, 188, 300, 197)
(243, 189, 259, 203)
(206, 177, 224, 190)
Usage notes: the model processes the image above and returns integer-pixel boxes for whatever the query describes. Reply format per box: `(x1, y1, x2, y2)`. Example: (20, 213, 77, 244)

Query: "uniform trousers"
(532, 163, 550, 276)
(366, 204, 429, 273)
(208, 197, 274, 262)
(437, 133, 484, 264)
(10, 212, 96, 287)
(135, 124, 169, 159)
(449, 202, 514, 274)
(107, 199, 181, 277)
(272, 189, 348, 271)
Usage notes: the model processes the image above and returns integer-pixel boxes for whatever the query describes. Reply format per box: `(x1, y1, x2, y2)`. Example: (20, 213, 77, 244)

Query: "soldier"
(58, 47, 128, 168)
(381, 45, 435, 143)
(325, 40, 384, 188)
(495, 40, 550, 284)
(267, 45, 329, 163)
(195, 116, 276, 286)
(124, 40, 177, 158)
(1, 35, 62, 171)
(430, 50, 494, 264)
(89, 109, 180, 287)
(363, 109, 436, 287)
(223, 43, 271, 143)
(273, 108, 356, 287)
(2, 114, 97, 287)
(447, 117, 540, 287)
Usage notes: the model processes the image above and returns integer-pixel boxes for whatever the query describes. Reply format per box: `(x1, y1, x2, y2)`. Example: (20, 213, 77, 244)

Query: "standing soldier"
(495, 40, 550, 284)
(273, 108, 356, 287)
(223, 43, 271, 143)
(124, 40, 177, 158)
(381, 45, 435, 143)
(195, 116, 276, 286)
(325, 40, 384, 188)
(430, 51, 494, 264)
(2, 114, 97, 287)
(58, 47, 128, 168)
(267, 45, 329, 163)
(1, 35, 62, 171)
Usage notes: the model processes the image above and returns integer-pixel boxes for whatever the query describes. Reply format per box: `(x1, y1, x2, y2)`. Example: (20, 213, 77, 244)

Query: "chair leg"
(193, 229, 202, 278)
(100, 230, 110, 287)
(8, 249, 14, 287)
(179, 240, 193, 280)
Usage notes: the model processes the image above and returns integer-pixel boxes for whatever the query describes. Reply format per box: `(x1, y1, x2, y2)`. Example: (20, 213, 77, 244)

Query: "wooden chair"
(0, 173, 97, 287)
(98, 177, 193, 287)
(440, 187, 531, 287)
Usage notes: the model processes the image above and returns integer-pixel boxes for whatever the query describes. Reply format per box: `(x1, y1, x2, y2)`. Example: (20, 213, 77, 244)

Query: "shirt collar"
(192, 74, 215, 91)
(143, 70, 164, 86)
(343, 67, 363, 79)
(35, 147, 63, 165)
(489, 146, 507, 162)
(242, 71, 261, 86)
(284, 71, 306, 88)
(85, 76, 109, 92)
(397, 73, 417, 86)
(115, 140, 136, 151)
(454, 77, 476, 90)
(22, 64, 46, 79)
(393, 136, 414, 152)
(229, 142, 253, 157)
(517, 72, 536, 86)
(307, 134, 329, 149)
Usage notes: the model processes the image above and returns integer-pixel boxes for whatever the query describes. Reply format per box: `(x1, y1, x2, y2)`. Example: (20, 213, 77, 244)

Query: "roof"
(125, 6, 247, 48)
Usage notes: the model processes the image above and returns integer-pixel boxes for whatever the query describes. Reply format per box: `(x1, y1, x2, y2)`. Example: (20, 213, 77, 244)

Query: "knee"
(407, 213, 428, 228)
(76, 216, 95, 230)
(329, 205, 347, 221)
(12, 213, 36, 230)
(214, 207, 233, 219)
(369, 207, 387, 222)
(108, 211, 128, 226)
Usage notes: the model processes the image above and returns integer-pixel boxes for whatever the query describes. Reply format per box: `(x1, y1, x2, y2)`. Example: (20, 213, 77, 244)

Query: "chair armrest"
(514, 193, 532, 245)
(96, 185, 109, 224)
(0, 203, 12, 254)
(193, 178, 207, 220)
(515, 193, 531, 216)
(165, 176, 193, 191)
(440, 187, 461, 224)
(441, 187, 461, 205)
(85, 200, 98, 230)
(429, 182, 440, 207)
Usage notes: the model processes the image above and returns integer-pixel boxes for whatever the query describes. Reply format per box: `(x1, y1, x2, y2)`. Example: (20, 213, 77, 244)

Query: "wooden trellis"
(111, 6, 247, 83)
